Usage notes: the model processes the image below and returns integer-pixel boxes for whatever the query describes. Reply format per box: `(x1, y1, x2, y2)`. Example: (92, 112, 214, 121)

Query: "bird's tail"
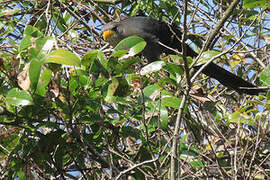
(194, 62, 263, 95)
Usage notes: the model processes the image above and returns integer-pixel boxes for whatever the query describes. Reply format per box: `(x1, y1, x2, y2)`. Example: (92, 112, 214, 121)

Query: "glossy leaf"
(160, 104, 169, 129)
(39, 37, 55, 54)
(111, 49, 129, 58)
(143, 85, 162, 100)
(6, 88, 33, 106)
(36, 68, 52, 96)
(114, 36, 146, 59)
(114, 35, 146, 51)
(164, 63, 184, 83)
(46, 49, 81, 67)
(140, 61, 165, 75)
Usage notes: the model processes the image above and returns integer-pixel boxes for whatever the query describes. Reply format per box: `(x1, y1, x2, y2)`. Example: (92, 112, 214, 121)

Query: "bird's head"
(102, 22, 124, 47)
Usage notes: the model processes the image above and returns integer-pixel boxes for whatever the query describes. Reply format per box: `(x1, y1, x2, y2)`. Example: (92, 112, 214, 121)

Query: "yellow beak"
(103, 30, 115, 40)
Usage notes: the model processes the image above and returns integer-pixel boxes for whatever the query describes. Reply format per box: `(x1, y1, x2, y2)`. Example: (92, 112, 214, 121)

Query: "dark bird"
(102, 16, 263, 95)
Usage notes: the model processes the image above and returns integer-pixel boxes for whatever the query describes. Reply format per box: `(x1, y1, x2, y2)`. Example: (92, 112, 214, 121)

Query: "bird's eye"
(112, 26, 117, 32)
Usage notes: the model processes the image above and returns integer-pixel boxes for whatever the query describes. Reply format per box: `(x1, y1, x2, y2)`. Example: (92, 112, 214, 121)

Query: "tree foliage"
(0, 0, 270, 179)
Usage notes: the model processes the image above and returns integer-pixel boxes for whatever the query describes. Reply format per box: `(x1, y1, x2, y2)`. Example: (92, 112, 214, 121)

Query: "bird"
(102, 16, 263, 95)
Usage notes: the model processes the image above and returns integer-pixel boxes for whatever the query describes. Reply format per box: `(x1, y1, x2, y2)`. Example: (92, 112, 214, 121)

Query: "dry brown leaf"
(17, 63, 30, 90)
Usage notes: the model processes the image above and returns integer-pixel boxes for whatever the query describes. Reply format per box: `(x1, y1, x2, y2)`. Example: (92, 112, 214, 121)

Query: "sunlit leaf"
(140, 61, 165, 75)
(36, 68, 52, 96)
(227, 111, 254, 125)
(112, 49, 129, 58)
(115, 35, 146, 51)
(40, 37, 55, 53)
(164, 63, 184, 83)
(243, 0, 269, 8)
(114, 36, 146, 59)
(6, 88, 33, 106)
(143, 85, 162, 101)
(259, 65, 270, 85)
(24, 25, 43, 37)
(46, 49, 81, 67)
(197, 50, 221, 66)
(160, 104, 168, 129)
(19, 35, 31, 52)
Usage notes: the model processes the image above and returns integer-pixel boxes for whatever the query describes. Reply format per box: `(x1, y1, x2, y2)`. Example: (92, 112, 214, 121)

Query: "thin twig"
(115, 157, 159, 180)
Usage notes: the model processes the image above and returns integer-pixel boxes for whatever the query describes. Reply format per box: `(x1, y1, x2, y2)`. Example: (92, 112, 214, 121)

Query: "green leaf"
(95, 76, 107, 87)
(168, 55, 183, 63)
(93, 59, 109, 78)
(69, 75, 79, 94)
(46, 49, 81, 67)
(157, 77, 177, 87)
(259, 65, 270, 85)
(197, 50, 221, 66)
(19, 35, 32, 52)
(140, 61, 165, 75)
(112, 49, 129, 58)
(76, 70, 89, 87)
(164, 63, 184, 76)
(114, 77, 131, 97)
(24, 25, 43, 37)
(105, 78, 119, 102)
(36, 68, 52, 96)
(116, 57, 141, 74)
(227, 111, 254, 125)
(93, 128, 102, 139)
(243, 0, 269, 8)
(53, 13, 67, 32)
(164, 63, 184, 83)
(143, 85, 162, 100)
(16, 169, 27, 180)
(36, 19, 47, 31)
(180, 144, 201, 167)
(26, 37, 55, 61)
(125, 74, 140, 86)
(29, 59, 42, 90)
(121, 126, 141, 139)
(190, 158, 204, 168)
(114, 36, 146, 59)
(6, 88, 33, 106)
(81, 49, 99, 67)
(81, 50, 109, 78)
(114, 35, 146, 51)
(161, 95, 181, 109)
(160, 104, 169, 129)
(0, 131, 19, 154)
(128, 41, 146, 56)
(39, 37, 55, 54)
